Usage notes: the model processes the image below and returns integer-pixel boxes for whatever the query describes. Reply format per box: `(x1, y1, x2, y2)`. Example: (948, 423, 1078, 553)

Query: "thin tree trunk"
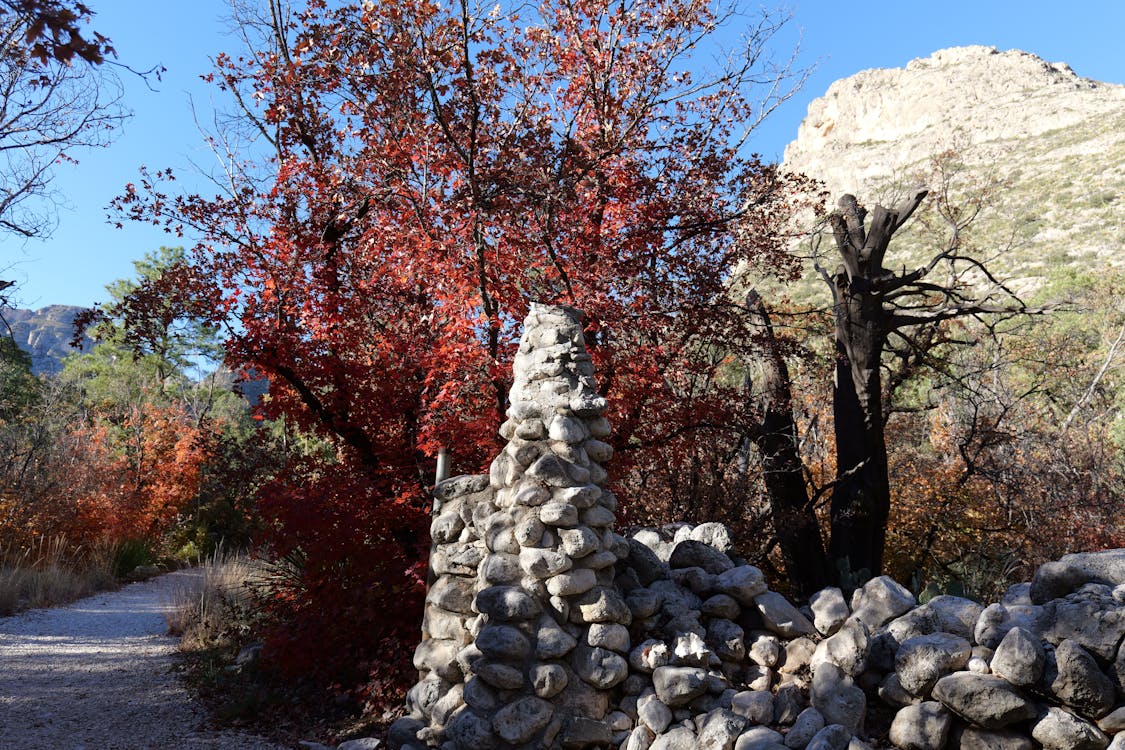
(746, 294, 830, 598)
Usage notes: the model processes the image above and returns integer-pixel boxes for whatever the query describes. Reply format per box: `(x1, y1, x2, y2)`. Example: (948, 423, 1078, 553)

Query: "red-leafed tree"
(113, 0, 813, 696)
(0, 0, 112, 65)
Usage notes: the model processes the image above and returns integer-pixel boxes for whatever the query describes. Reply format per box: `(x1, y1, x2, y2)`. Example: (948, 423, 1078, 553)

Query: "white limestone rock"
(990, 626, 1045, 686)
(931, 673, 1038, 729)
(810, 663, 865, 734)
(731, 690, 773, 726)
(811, 618, 869, 677)
(894, 632, 972, 697)
(849, 576, 916, 631)
(809, 587, 849, 636)
(653, 666, 710, 707)
(1031, 706, 1110, 750)
(754, 591, 817, 638)
(888, 701, 953, 750)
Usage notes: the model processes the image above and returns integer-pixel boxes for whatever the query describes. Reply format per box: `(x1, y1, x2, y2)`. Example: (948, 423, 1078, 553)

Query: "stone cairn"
(392, 304, 1125, 750)
(398, 304, 631, 749)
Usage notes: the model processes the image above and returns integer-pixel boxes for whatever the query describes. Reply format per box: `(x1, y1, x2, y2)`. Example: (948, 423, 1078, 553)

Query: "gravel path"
(0, 569, 288, 750)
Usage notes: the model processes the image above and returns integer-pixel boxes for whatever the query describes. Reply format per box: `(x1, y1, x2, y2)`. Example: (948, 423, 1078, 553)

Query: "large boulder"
(492, 696, 554, 744)
(1030, 550, 1125, 603)
(652, 666, 709, 707)
(755, 591, 817, 638)
(888, 701, 953, 750)
(1031, 706, 1110, 750)
(931, 673, 1038, 729)
(696, 707, 746, 750)
(784, 707, 825, 749)
(812, 618, 869, 677)
(805, 725, 852, 750)
(895, 632, 972, 697)
(974, 603, 1040, 651)
(669, 540, 735, 574)
(949, 725, 1034, 750)
(989, 626, 1045, 687)
(883, 596, 983, 647)
(627, 538, 669, 585)
(809, 587, 850, 636)
(715, 565, 768, 604)
(735, 726, 785, 750)
(810, 663, 865, 734)
(650, 726, 698, 750)
(1036, 588, 1125, 661)
(1042, 639, 1116, 719)
(850, 576, 916, 630)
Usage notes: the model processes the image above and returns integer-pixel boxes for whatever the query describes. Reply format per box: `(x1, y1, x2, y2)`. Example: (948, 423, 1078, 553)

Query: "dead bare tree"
(814, 184, 1032, 584)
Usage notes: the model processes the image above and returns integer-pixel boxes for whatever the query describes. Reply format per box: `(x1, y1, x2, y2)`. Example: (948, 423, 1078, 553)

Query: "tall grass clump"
(0, 536, 116, 616)
(166, 546, 263, 649)
(112, 538, 157, 578)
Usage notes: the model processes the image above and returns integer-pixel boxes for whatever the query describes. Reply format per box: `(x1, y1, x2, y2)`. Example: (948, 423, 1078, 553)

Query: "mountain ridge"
(781, 45, 1125, 289)
(784, 45, 1125, 195)
(3, 305, 93, 375)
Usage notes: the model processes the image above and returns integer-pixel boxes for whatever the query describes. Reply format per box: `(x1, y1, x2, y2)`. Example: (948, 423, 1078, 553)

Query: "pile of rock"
(391, 305, 1125, 750)
(604, 533, 1125, 750)
(399, 304, 633, 749)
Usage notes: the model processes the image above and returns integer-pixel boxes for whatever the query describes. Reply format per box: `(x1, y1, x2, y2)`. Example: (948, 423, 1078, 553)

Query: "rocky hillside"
(782, 45, 1125, 288)
(3, 305, 92, 375)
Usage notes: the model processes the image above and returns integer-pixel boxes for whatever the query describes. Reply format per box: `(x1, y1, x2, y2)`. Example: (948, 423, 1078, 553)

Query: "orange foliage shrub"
(0, 401, 211, 553)
(65, 405, 210, 545)
(885, 399, 1125, 599)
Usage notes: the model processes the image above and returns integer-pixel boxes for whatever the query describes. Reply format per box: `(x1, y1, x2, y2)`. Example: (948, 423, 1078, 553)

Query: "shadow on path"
(0, 570, 286, 750)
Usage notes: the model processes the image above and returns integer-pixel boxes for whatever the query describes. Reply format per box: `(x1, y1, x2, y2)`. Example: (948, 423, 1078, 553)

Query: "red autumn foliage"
(112, 0, 814, 698)
(254, 461, 429, 695)
(0, 0, 112, 65)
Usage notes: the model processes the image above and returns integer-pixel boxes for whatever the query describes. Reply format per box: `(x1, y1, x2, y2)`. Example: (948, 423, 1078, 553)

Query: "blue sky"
(6, 0, 1125, 310)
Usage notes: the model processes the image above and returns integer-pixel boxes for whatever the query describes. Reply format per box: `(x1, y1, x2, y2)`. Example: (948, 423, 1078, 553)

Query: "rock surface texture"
(393, 305, 1125, 750)
(784, 45, 1125, 198)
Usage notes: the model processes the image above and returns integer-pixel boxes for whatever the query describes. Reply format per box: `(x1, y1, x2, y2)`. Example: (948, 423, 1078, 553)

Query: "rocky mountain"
(782, 45, 1125, 288)
(2, 305, 93, 375)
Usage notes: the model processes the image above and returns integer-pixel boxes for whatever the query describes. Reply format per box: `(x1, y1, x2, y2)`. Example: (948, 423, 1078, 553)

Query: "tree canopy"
(0, 2, 124, 241)
(112, 0, 815, 690)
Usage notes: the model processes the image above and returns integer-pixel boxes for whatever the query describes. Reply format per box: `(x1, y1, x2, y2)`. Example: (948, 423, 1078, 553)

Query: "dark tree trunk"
(746, 293, 830, 598)
(823, 192, 926, 588)
(828, 276, 890, 585)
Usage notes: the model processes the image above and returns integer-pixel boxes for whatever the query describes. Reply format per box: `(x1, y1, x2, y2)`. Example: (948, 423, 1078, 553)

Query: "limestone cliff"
(2, 305, 93, 375)
(782, 46, 1125, 284)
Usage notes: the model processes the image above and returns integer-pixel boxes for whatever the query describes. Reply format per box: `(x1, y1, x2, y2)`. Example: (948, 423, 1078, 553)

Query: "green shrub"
(112, 538, 155, 578)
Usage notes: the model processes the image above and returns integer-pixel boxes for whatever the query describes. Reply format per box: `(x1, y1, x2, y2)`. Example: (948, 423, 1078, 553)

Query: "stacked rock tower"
(400, 304, 632, 749)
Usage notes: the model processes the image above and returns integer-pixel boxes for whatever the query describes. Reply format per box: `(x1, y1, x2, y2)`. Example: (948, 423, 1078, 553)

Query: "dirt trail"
(0, 569, 286, 750)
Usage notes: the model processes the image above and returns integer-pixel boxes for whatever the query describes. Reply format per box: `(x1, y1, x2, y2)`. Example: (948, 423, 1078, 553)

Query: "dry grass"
(0, 536, 116, 617)
(165, 547, 263, 648)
